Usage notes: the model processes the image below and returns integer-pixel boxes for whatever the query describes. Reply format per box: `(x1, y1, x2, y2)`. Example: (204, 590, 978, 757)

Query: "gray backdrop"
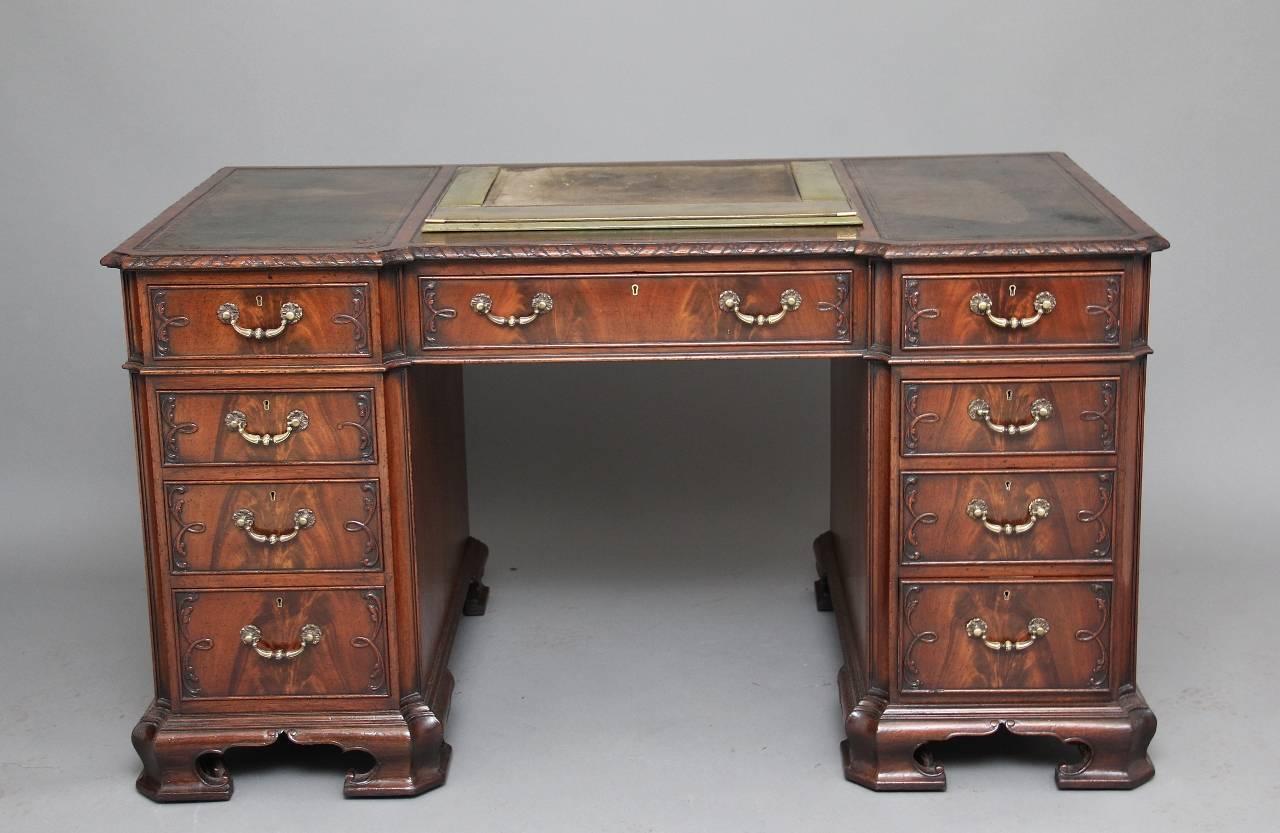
(1, 1, 1276, 830)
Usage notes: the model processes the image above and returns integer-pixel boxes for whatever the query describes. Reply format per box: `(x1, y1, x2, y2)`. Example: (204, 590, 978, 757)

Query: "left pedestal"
(118, 267, 480, 801)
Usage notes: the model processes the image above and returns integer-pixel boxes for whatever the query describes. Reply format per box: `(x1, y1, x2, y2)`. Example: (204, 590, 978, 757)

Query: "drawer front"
(901, 271, 1122, 350)
(163, 480, 382, 573)
(175, 588, 390, 700)
(901, 470, 1116, 564)
(902, 376, 1118, 456)
(420, 271, 852, 348)
(158, 388, 376, 466)
(900, 581, 1112, 693)
(148, 283, 372, 360)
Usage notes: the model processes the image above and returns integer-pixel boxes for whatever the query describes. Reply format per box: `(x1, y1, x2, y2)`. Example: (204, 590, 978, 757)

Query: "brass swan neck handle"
(217, 301, 303, 340)
(968, 398, 1053, 435)
(239, 623, 323, 661)
(718, 288, 802, 326)
(231, 508, 316, 545)
(224, 409, 309, 446)
(469, 292, 553, 327)
(965, 617, 1050, 652)
(966, 497, 1051, 536)
(969, 291, 1055, 329)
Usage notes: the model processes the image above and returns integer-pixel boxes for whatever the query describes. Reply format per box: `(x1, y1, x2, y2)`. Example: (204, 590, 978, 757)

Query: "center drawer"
(418, 271, 852, 348)
(174, 588, 390, 701)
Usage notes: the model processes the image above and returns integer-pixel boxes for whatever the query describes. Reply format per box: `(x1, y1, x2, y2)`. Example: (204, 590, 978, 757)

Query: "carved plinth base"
(836, 669, 1156, 790)
(132, 697, 450, 801)
(813, 530, 1156, 791)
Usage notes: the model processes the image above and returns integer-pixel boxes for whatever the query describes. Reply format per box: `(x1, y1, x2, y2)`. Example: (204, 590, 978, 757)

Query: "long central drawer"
(418, 271, 852, 348)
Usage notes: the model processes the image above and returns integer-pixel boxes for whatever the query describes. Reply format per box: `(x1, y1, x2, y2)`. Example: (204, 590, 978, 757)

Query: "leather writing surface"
(138, 166, 437, 251)
(846, 154, 1133, 242)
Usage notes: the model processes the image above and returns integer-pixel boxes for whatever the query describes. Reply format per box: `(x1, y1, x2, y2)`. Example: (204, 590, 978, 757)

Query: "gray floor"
(0, 361, 1273, 831)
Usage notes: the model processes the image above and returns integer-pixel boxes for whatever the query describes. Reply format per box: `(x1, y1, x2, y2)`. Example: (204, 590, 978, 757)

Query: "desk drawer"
(902, 376, 1118, 456)
(901, 271, 1122, 350)
(419, 271, 852, 348)
(163, 480, 382, 573)
(158, 388, 376, 466)
(900, 470, 1115, 564)
(147, 282, 372, 360)
(900, 581, 1112, 693)
(174, 588, 389, 701)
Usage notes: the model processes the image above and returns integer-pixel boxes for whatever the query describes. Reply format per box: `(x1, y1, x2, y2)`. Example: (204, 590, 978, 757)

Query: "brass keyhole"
(263, 399, 271, 412)
(1002, 589, 1012, 601)
(268, 490, 278, 502)
(1005, 389, 1014, 401)
(255, 294, 264, 307)
(275, 597, 284, 608)
(1008, 284, 1017, 297)
(631, 284, 639, 296)
(1004, 480, 1013, 491)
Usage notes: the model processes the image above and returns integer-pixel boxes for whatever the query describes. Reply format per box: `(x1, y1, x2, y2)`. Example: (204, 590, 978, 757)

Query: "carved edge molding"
(1080, 381, 1117, 452)
(420, 280, 457, 345)
(337, 392, 376, 462)
(1085, 275, 1121, 343)
(901, 278, 939, 347)
(1076, 472, 1114, 560)
(902, 384, 939, 454)
(160, 394, 197, 464)
(330, 286, 370, 354)
(815, 272, 851, 339)
(149, 290, 190, 357)
(901, 585, 938, 690)
(106, 234, 1168, 270)
(349, 591, 388, 694)
(165, 484, 206, 571)
(901, 475, 938, 562)
(344, 482, 382, 569)
(177, 593, 213, 698)
(1074, 583, 1111, 688)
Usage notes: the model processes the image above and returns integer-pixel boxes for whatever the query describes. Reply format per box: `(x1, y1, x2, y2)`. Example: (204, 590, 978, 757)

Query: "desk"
(103, 154, 1166, 799)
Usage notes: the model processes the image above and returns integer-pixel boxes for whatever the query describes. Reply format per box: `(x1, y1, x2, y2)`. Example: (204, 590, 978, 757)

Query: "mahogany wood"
(104, 154, 1165, 799)
(419, 271, 853, 349)
(901, 374, 1122, 456)
(162, 479, 383, 573)
(900, 469, 1116, 564)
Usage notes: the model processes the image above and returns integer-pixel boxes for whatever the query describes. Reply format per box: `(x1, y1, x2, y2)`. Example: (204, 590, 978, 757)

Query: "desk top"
(103, 153, 1166, 270)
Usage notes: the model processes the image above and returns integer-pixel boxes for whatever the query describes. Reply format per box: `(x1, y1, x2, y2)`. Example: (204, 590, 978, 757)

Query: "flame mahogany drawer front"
(419, 271, 853, 348)
(902, 376, 1119, 456)
(163, 480, 383, 573)
(900, 469, 1116, 564)
(900, 581, 1113, 694)
(158, 388, 376, 466)
(147, 281, 373, 361)
(174, 588, 390, 701)
(900, 271, 1122, 350)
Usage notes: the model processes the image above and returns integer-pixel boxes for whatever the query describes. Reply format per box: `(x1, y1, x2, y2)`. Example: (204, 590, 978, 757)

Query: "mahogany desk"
(102, 154, 1167, 799)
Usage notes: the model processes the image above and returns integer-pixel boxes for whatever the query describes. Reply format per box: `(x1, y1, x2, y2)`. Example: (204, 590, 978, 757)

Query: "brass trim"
(422, 160, 861, 233)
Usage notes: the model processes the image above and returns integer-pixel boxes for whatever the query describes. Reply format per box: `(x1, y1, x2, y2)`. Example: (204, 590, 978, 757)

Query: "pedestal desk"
(102, 155, 1167, 799)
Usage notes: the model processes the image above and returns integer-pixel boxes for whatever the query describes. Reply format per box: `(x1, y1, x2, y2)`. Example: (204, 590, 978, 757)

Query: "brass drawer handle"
(239, 623, 322, 661)
(965, 617, 1050, 652)
(719, 288, 802, 326)
(470, 292, 553, 327)
(967, 497, 1051, 535)
(231, 507, 316, 545)
(968, 397, 1053, 435)
(969, 291, 1055, 329)
(224, 409, 309, 446)
(217, 301, 303, 340)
